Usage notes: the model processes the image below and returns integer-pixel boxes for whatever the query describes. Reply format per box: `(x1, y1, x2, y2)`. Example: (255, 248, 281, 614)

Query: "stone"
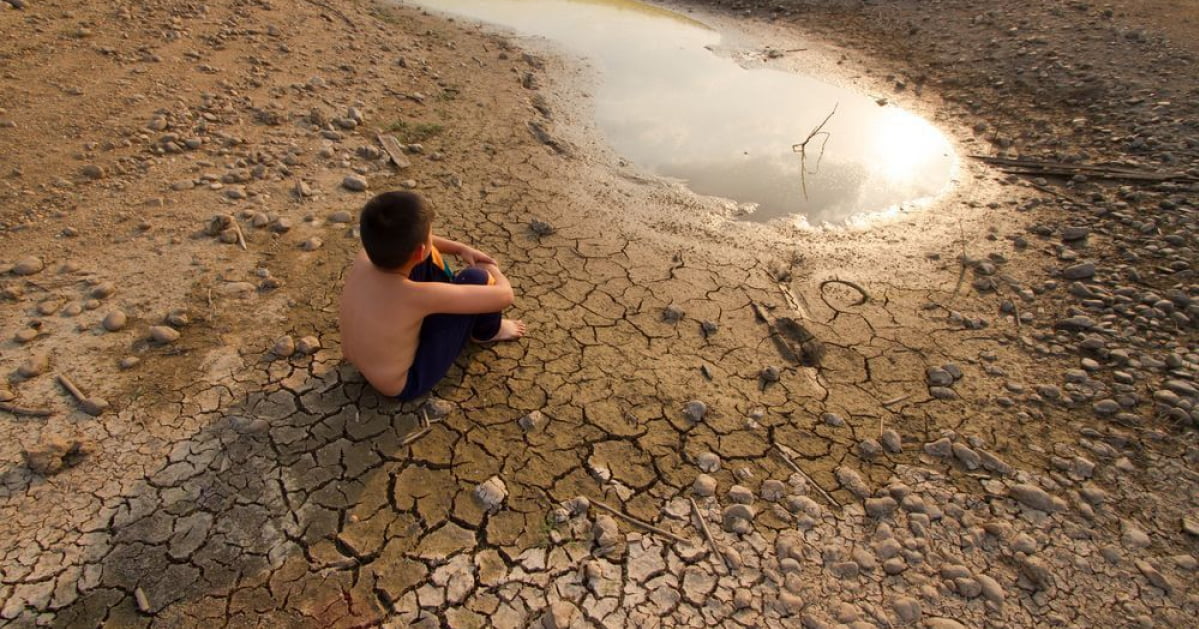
(692, 474, 716, 497)
(564, 496, 590, 516)
(927, 367, 954, 386)
(149, 325, 180, 343)
(474, 476, 508, 513)
(924, 438, 953, 458)
(682, 399, 707, 422)
(976, 573, 1005, 606)
(1061, 226, 1091, 241)
(102, 311, 127, 332)
(1008, 483, 1063, 512)
(593, 515, 620, 549)
(23, 436, 90, 475)
(329, 210, 353, 223)
(727, 485, 754, 505)
(891, 596, 921, 623)
(12, 256, 44, 275)
(722, 504, 755, 532)
(1062, 262, 1096, 280)
(881, 429, 903, 453)
(529, 219, 555, 236)
(17, 353, 49, 378)
(662, 304, 685, 322)
(857, 438, 883, 459)
(119, 356, 140, 370)
(822, 412, 845, 427)
(865, 497, 898, 518)
(952, 443, 982, 470)
(13, 328, 37, 343)
(296, 336, 321, 355)
(272, 336, 295, 357)
(90, 282, 116, 298)
(299, 237, 323, 251)
(342, 175, 369, 191)
(696, 452, 720, 473)
(760, 479, 786, 502)
(761, 365, 780, 382)
(518, 410, 546, 432)
(835, 466, 871, 499)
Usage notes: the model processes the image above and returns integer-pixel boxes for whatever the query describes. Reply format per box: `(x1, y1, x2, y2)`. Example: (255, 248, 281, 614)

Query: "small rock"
(530, 219, 555, 236)
(692, 474, 717, 497)
(149, 325, 180, 344)
(662, 304, 685, 322)
(12, 256, 44, 276)
(858, 438, 883, 459)
(924, 437, 953, 458)
(683, 400, 707, 422)
(1009, 483, 1063, 513)
(424, 397, 454, 419)
(761, 479, 786, 502)
(342, 175, 369, 192)
(13, 328, 38, 344)
(296, 336, 321, 355)
(952, 443, 982, 470)
(17, 353, 49, 378)
(271, 335, 295, 357)
(329, 210, 353, 223)
(1060, 227, 1091, 242)
(90, 282, 116, 299)
(564, 496, 590, 516)
(474, 476, 508, 512)
(881, 430, 903, 453)
(865, 497, 898, 518)
(1062, 263, 1096, 280)
(593, 515, 620, 548)
(701, 320, 719, 337)
(822, 412, 845, 427)
(696, 452, 720, 473)
(760, 365, 781, 382)
(119, 356, 141, 370)
(518, 410, 546, 432)
(102, 311, 127, 332)
(23, 435, 90, 475)
(81, 164, 105, 180)
(727, 485, 754, 505)
(299, 237, 323, 251)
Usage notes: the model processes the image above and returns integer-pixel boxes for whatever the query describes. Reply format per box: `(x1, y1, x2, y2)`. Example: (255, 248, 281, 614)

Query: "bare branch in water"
(792, 104, 838, 200)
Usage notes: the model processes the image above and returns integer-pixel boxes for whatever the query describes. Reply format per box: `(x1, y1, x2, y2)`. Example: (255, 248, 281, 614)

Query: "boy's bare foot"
(477, 319, 526, 343)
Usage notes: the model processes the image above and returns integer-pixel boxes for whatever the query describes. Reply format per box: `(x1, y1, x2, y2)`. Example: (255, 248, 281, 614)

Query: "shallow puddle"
(407, 0, 957, 225)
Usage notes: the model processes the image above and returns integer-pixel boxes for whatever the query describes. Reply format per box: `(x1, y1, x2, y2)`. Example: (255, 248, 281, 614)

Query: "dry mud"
(0, 0, 1196, 628)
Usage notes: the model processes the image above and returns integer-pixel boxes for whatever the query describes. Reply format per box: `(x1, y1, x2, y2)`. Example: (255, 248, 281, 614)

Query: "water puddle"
(406, 0, 957, 225)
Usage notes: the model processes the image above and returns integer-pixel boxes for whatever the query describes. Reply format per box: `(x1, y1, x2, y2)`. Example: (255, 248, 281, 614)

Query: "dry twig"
(0, 402, 53, 417)
(400, 427, 431, 446)
(773, 445, 842, 508)
(689, 497, 732, 573)
(591, 499, 691, 545)
(818, 278, 870, 311)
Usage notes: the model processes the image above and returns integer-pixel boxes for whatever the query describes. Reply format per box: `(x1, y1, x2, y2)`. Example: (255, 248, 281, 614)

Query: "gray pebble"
(696, 452, 720, 473)
(692, 474, 717, 497)
(821, 412, 845, 427)
(924, 437, 953, 458)
(342, 175, 369, 192)
(272, 336, 295, 357)
(727, 485, 754, 505)
(1062, 262, 1096, 280)
(682, 399, 707, 422)
(299, 237, 323, 251)
(1009, 484, 1063, 512)
(296, 336, 321, 355)
(881, 429, 902, 453)
(329, 210, 353, 223)
(662, 304, 685, 322)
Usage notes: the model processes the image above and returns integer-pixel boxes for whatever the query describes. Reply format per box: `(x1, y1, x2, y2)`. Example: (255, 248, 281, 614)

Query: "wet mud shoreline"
(0, 0, 1195, 627)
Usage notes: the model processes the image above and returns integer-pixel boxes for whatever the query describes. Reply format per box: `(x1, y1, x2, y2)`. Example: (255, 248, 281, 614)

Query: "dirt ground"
(0, 0, 1196, 627)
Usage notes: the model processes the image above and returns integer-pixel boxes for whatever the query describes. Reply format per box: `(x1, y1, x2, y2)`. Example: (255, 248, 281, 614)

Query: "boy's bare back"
(339, 251, 426, 396)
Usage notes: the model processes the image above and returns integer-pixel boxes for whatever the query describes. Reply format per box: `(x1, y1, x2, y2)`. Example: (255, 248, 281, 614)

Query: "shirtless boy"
(339, 191, 525, 399)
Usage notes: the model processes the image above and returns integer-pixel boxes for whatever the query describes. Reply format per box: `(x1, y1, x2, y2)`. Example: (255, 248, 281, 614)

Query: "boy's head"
(359, 191, 435, 270)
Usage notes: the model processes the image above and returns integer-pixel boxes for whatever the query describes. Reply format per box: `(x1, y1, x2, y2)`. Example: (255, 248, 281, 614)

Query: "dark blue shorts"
(395, 256, 501, 401)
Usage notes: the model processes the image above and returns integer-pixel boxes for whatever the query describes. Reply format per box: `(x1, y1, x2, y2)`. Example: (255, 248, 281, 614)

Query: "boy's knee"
(453, 267, 491, 286)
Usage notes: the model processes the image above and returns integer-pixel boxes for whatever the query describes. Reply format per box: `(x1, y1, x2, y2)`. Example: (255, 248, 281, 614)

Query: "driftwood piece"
(376, 133, 412, 169)
(591, 499, 691, 545)
(690, 497, 732, 573)
(0, 402, 54, 417)
(773, 444, 842, 508)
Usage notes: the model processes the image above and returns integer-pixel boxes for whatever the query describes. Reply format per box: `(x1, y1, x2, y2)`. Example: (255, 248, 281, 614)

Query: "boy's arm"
(414, 277, 513, 315)
(433, 235, 496, 266)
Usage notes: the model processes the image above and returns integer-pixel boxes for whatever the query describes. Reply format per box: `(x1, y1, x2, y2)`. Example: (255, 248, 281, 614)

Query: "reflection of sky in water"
(408, 0, 956, 224)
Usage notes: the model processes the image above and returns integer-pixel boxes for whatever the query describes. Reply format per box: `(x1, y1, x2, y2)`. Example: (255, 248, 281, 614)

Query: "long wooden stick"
(590, 499, 691, 545)
(0, 402, 53, 417)
(689, 497, 732, 573)
(400, 427, 431, 446)
(773, 445, 841, 508)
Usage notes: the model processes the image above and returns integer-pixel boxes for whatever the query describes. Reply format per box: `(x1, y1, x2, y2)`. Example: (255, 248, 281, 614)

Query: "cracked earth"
(1, 0, 1197, 627)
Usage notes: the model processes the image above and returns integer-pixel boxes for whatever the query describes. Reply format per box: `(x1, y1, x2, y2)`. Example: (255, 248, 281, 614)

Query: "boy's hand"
(458, 246, 496, 267)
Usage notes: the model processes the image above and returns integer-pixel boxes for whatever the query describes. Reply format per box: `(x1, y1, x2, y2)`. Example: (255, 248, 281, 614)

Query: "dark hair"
(359, 191, 434, 269)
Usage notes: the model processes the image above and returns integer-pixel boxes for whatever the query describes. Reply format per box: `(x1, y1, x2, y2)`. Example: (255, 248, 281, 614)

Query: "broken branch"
(0, 402, 54, 417)
(689, 497, 733, 573)
(590, 499, 691, 545)
(773, 444, 842, 508)
(792, 104, 838, 200)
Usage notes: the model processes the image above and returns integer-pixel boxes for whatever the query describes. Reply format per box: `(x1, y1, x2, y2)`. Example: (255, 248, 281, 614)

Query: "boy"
(339, 191, 525, 400)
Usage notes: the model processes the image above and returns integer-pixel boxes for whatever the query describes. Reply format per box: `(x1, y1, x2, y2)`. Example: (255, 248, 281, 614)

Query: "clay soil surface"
(0, 0, 1196, 627)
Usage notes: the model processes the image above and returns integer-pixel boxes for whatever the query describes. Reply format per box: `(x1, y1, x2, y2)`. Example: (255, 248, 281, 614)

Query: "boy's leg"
(396, 267, 500, 400)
